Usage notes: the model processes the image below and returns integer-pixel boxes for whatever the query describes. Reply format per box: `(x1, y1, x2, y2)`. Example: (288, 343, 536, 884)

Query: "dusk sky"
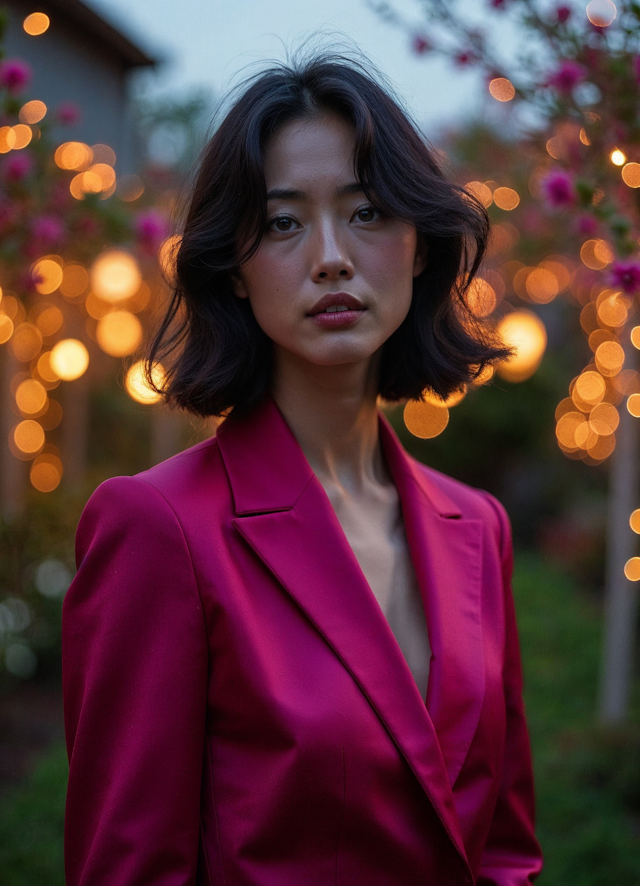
(88, 0, 498, 134)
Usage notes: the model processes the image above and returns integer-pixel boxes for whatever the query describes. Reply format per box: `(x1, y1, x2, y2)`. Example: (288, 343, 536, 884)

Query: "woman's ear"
(413, 236, 428, 278)
(231, 272, 249, 299)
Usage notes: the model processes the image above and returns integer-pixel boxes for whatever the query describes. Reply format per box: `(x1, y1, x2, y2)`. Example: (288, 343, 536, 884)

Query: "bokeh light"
(30, 455, 62, 492)
(91, 250, 142, 303)
(404, 399, 449, 438)
(125, 360, 165, 405)
(610, 148, 626, 166)
(622, 163, 640, 188)
(627, 394, 640, 417)
(630, 509, 640, 534)
(49, 339, 89, 380)
(32, 257, 63, 294)
(556, 411, 587, 450)
(624, 557, 640, 581)
(496, 311, 547, 382)
(488, 78, 515, 102)
(587, 0, 617, 27)
(493, 187, 520, 211)
(10, 323, 43, 362)
(91, 144, 116, 166)
(36, 351, 59, 384)
(15, 378, 47, 415)
(33, 304, 63, 337)
(158, 234, 181, 283)
(60, 263, 89, 299)
(574, 370, 606, 406)
(465, 181, 493, 208)
(11, 124, 33, 150)
(595, 340, 625, 375)
(0, 314, 14, 344)
(96, 310, 143, 357)
(580, 239, 615, 269)
(0, 126, 16, 153)
(19, 100, 46, 124)
(23, 12, 50, 35)
(12, 420, 45, 455)
(54, 141, 93, 171)
(589, 402, 619, 435)
(597, 291, 628, 328)
(525, 267, 559, 304)
(423, 386, 467, 408)
(466, 277, 497, 317)
(117, 175, 144, 202)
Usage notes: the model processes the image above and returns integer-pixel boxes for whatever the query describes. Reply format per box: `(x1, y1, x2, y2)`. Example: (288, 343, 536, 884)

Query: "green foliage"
(513, 553, 640, 885)
(0, 742, 67, 886)
(0, 493, 82, 689)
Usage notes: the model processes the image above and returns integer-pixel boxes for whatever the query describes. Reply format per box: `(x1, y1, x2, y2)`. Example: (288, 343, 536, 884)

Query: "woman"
(63, 54, 543, 885)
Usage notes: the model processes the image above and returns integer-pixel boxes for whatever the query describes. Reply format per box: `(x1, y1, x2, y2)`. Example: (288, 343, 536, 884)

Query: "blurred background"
(0, 1, 639, 883)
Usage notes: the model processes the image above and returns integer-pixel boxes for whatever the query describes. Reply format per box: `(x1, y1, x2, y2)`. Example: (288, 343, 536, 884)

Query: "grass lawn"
(0, 552, 638, 884)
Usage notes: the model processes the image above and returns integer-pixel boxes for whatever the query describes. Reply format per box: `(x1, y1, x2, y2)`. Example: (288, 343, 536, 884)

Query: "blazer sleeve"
(477, 494, 544, 886)
(62, 476, 209, 886)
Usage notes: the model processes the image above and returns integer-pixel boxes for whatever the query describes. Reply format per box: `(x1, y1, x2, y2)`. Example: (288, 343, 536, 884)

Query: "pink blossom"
(574, 215, 598, 237)
(540, 169, 577, 207)
(31, 214, 65, 246)
(56, 101, 81, 125)
(454, 51, 476, 66)
(135, 210, 169, 253)
(3, 153, 33, 181)
(490, 0, 507, 8)
(548, 60, 587, 93)
(411, 34, 432, 55)
(610, 261, 640, 295)
(556, 5, 571, 23)
(0, 59, 32, 93)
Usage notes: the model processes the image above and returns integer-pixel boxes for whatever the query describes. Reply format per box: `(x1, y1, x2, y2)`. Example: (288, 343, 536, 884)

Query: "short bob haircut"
(147, 52, 511, 418)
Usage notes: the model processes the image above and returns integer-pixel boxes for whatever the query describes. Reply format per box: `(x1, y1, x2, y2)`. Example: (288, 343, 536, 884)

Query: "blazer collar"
(217, 397, 484, 874)
(217, 396, 462, 518)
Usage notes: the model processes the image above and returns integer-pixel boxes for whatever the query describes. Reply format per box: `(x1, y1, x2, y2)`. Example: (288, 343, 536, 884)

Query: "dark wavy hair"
(147, 52, 510, 417)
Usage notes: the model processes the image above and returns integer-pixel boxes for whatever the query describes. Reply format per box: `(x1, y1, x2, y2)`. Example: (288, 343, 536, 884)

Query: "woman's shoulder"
(80, 435, 229, 538)
(408, 455, 510, 539)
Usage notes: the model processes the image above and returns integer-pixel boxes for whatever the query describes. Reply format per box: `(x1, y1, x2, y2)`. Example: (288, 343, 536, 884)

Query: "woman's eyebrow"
(266, 182, 365, 201)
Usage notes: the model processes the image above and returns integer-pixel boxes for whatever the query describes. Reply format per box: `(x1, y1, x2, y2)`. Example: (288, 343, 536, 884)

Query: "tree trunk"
(0, 347, 27, 520)
(598, 341, 640, 724)
(61, 373, 90, 493)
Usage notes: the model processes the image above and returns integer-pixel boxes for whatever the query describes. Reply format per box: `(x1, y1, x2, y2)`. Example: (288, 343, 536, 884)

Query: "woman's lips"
(307, 292, 366, 327)
(311, 308, 366, 328)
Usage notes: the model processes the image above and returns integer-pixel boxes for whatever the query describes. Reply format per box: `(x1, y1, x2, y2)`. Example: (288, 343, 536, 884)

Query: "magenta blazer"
(63, 396, 542, 886)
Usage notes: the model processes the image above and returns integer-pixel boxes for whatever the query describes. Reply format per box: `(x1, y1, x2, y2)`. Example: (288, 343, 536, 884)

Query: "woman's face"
(233, 112, 426, 370)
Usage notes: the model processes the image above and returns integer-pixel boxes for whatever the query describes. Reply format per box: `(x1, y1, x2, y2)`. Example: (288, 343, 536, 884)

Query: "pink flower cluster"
(610, 261, 640, 295)
(540, 170, 576, 208)
(56, 101, 81, 125)
(0, 59, 32, 93)
(411, 34, 432, 55)
(135, 210, 169, 254)
(3, 154, 33, 182)
(548, 60, 586, 93)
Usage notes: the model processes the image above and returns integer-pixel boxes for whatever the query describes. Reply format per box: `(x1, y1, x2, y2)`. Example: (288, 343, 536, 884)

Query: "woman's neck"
(271, 350, 387, 492)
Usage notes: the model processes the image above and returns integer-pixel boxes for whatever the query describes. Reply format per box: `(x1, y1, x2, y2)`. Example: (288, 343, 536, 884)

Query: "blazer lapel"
(216, 398, 479, 873)
(378, 416, 486, 788)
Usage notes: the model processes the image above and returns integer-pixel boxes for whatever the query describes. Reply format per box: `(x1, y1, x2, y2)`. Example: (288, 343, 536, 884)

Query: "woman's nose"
(310, 222, 354, 282)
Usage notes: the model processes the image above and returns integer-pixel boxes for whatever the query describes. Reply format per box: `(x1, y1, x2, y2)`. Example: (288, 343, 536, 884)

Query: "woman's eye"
(355, 206, 380, 223)
(269, 215, 298, 232)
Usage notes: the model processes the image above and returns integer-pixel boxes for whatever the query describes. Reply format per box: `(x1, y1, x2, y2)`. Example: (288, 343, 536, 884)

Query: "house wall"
(3, 2, 143, 174)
